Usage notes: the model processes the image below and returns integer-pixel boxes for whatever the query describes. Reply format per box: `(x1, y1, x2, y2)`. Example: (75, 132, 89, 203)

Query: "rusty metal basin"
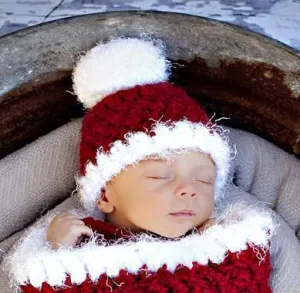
(0, 11, 300, 159)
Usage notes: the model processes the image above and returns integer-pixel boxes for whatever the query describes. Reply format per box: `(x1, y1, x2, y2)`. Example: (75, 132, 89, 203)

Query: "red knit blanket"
(20, 246, 271, 293)
(5, 206, 274, 293)
(19, 217, 272, 293)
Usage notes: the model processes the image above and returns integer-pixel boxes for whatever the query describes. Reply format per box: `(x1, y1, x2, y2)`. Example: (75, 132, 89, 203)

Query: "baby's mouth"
(169, 210, 196, 217)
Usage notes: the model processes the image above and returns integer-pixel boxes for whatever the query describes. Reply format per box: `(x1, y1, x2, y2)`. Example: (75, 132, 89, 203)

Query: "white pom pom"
(72, 37, 170, 109)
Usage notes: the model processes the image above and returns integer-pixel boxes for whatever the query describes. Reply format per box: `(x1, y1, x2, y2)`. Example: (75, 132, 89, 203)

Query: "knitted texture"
(79, 82, 209, 175)
(19, 249, 271, 293)
(18, 217, 272, 293)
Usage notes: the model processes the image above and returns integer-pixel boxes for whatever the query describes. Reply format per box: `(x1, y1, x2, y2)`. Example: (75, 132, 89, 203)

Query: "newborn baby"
(47, 152, 217, 248)
(4, 37, 275, 293)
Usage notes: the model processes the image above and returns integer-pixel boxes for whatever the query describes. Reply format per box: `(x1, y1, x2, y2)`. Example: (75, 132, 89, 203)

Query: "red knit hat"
(72, 37, 231, 215)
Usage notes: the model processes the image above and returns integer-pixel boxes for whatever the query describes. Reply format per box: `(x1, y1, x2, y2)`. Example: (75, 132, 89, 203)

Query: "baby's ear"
(97, 189, 115, 214)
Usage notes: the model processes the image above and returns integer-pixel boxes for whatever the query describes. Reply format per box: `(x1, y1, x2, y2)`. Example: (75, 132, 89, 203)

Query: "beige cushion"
(0, 119, 81, 242)
(227, 127, 300, 237)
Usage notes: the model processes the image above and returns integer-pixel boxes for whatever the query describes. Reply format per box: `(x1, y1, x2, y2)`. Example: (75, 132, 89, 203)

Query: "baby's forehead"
(137, 151, 215, 167)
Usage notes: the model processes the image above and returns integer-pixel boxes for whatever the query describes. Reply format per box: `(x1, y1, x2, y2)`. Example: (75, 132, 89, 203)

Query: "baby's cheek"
(131, 198, 165, 228)
(197, 192, 214, 208)
(136, 198, 162, 219)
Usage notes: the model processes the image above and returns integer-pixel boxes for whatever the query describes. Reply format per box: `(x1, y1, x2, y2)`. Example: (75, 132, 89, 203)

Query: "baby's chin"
(144, 226, 195, 239)
(129, 218, 206, 239)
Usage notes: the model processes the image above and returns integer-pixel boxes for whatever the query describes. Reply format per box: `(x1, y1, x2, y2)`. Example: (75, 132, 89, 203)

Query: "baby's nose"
(180, 191, 196, 197)
(175, 184, 196, 197)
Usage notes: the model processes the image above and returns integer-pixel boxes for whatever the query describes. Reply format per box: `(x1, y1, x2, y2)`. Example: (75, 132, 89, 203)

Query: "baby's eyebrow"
(153, 159, 167, 163)
(146, 158, 167, 164)
(143, 159, 170, 169)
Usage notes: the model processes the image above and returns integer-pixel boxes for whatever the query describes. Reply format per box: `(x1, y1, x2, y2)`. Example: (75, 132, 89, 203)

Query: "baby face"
(97, 152, 216, 238)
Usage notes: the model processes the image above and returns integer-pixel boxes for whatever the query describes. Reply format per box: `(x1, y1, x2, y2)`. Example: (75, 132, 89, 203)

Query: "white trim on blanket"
(4, 204, 275, 290)
(76, 120, 232, 214)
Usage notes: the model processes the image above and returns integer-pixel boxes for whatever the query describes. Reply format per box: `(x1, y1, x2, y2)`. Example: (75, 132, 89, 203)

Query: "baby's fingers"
(71, 224, 93, 237)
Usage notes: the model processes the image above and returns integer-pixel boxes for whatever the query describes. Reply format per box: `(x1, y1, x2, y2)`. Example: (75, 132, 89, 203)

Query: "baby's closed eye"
(193, 171, 215, 184)
(193, 177, 214, 184)
(146, 175, 171, 179)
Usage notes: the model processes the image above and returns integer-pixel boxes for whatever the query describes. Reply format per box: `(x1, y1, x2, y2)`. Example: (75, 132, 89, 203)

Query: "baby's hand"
(46, 212, 93, 249)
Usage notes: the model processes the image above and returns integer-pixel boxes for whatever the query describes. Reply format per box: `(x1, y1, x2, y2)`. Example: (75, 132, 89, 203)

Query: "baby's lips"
(169, 209, 196, 216)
